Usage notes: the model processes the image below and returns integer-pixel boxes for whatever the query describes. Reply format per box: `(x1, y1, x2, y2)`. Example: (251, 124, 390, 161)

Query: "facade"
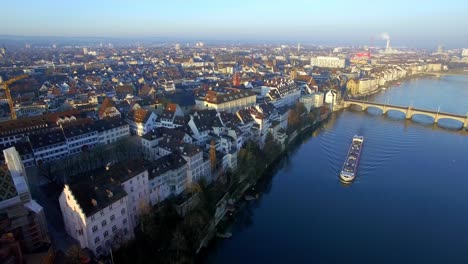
(462, 49, 468, 57)
(148, 154, 188, 205)
(28, 130, 69, 164)
(1, 147, 49, 253)
(310, 56, 346, 68)
(195, 90, 256, 113)
(263, 79, 301, 107)
(62, 123, 99, 155)
(105, 160, 150, 231)
(126, 109, 157, 136)
(325, 90, 338, 107)
(59, 183, 132, 256)
(159, 139, 212, 184)
(300, 92, 324, 112)
(346, 79, 359, 96)
(94, 118, 130, 145)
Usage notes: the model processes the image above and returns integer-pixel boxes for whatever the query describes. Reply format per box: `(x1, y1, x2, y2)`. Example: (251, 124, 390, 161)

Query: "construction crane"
(1, 74, 28, 120)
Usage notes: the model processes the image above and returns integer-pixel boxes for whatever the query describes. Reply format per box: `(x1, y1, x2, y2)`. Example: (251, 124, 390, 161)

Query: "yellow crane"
(1, 74, 28, 120)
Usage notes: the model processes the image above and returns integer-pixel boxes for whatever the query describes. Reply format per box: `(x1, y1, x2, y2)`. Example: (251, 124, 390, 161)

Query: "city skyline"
(1, 0, 467, 48)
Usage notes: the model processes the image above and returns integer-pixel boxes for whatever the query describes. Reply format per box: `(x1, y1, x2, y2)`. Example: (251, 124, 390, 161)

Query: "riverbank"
(196, 111, 331, 261)
(349, 71, 446, 100)
(200, 74, 468, 264)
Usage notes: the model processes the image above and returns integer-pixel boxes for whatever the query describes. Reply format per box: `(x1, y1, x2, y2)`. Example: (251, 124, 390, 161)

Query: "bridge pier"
(405, 106, 413, 120)
(464, 117, 468, 130)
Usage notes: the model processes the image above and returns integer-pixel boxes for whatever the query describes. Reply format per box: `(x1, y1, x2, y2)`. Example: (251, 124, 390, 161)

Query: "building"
(158, 138, 211, 184)
(59, 180, 132, 256)
(94, 118, 130, 145)
(28, 130, 69, 164)
(148, 154, 188, 205)
(262, 79, 301, 107)
(98, 98, 121, 120)
(102, 160, 150, 230)
(310, 56, 346, 68)
(462, 49, 468, 57)
(300, 92, 324, 112)
(1, 147, 50, 253)
(346, 79, 359, 96)
(126, 109, 157, 136)
(195, 89, 256, 113)
(62, 123, 99, 155)
(325, 90, 338, 109)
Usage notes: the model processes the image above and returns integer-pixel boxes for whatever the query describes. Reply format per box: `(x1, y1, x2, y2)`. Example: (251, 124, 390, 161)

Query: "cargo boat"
(340, 135, 364, 182)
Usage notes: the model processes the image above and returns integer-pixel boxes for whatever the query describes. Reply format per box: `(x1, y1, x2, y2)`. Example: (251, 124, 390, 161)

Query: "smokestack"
(386, 39, 390, 51)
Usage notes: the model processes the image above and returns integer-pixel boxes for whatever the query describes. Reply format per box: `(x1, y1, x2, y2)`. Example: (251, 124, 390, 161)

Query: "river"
(202, 75, 468, 264)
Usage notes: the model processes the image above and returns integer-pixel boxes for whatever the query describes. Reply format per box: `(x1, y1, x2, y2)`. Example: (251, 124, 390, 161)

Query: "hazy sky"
(2, 0, 468, 47)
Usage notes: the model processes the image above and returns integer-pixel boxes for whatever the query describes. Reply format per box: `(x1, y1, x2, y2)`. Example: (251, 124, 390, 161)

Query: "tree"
(170, 227, 189, 262)
(209, 140, 217, 172)
(65, 245, 89, 264)
(263, 132, 281, 164)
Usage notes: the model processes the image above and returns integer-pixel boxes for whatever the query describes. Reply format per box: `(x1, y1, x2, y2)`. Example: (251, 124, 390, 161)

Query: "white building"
(195, 90, 257, 113)
(300, 92, 324, 112)
(59, 183, 132, 257)
(462, 49, 468, 57)
(126, 109, 157, 136)
(158, 138, 212, 184)
(104, 160, 150, 230)
(94, 118, 130, 145)
(62, 123, 99, 155)
(28, 130, 69, 164)
(325, 90, 338, 109)
(310, 56, 346, 68)
(148, 154, 188, 205)
(262, 79, 301, 108)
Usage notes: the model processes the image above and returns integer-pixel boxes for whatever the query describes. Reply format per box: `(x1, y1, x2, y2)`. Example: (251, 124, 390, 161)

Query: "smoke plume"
(380, 32, 390, 40)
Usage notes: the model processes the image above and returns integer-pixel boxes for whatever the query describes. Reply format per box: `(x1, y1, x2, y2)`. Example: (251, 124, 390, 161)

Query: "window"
(123, 218, 127, 225)
(112, 225, 117, 232)
(105, 240, 111, 247)
(121, 208, 126, 215)
(100, 210, 104, 216)
(94, 236, 100, 243)
(90, 215, 95, 221)
(104, 231, 109, 238)
(109, 204, 113, 210)
(92, 226, 98, 233)
(110, 215, 115, 222)
(101, 220, 107, 227)
(96, 246, 102, 254)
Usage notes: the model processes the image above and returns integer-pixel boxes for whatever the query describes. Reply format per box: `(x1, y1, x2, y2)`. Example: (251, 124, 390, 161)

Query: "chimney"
(106, 189, 114, 198)
(386, 39, 390, 51)
(91, 199, 98, 206)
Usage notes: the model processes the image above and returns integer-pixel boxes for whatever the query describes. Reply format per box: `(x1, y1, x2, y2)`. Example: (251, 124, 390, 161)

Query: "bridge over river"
(343, 99, 468, 129)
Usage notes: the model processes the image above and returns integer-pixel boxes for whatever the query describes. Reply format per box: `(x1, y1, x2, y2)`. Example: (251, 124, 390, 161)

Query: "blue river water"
(203, 75, 468, 264)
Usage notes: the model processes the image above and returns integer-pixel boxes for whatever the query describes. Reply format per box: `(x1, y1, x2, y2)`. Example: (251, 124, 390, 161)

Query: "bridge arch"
(347, 103, 366, 112)
(365, 105, 384, 115)
(435, 117, 465, 130)
(384, 109, 406, 118)
(409, 113, 436, 124)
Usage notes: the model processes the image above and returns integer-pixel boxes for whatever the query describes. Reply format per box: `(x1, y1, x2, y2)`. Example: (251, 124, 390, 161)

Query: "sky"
(1, 0, 468, 48)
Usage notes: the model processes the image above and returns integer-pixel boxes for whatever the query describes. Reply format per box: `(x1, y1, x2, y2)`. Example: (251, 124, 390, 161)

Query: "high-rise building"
(175, 43, 181, 50)
(83, 47, 88, 55)
(232, 72, 241, 87)
(437, 45, 444, 54)
(310, 56, 346, 68)
(462, 49, 468, 57)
